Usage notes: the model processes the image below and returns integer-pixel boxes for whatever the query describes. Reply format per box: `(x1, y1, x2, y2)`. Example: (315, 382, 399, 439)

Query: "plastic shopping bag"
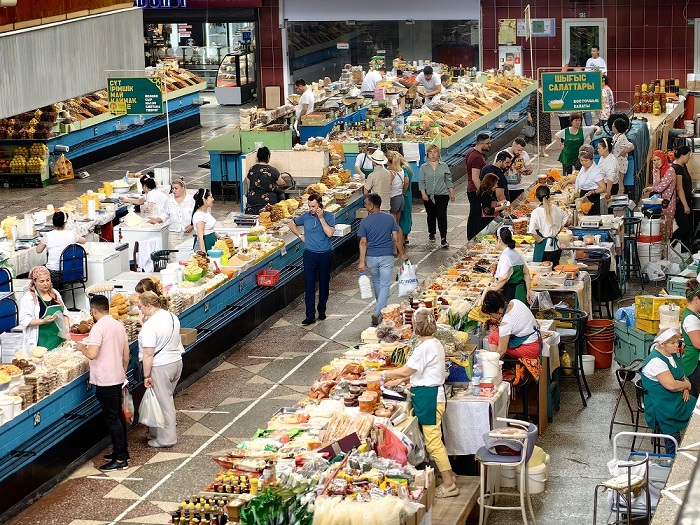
(397, 261, 418, 297)
(53, 311, 71, 340)
(122, 387, 134, 424)
(376, 424, 408, 466)
(138, 388, 165, 428)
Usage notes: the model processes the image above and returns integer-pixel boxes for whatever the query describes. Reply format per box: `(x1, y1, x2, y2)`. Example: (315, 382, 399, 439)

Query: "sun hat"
(369, 149, 388, 165)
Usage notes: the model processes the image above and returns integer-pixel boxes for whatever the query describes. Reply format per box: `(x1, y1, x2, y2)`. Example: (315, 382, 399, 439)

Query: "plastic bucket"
(582, 355, 595, 376)
(641, 218, 661, 237)
(638, 241, 663, 273)
(685, 120, 695, 134)
(586, 319, 614, 369)
(516, 454, 550, 494)
(500, 464, 517, 488)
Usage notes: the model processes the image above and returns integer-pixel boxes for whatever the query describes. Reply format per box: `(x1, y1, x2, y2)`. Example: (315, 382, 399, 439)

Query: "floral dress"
(651, 165, 677, 240)
(526, 91, 551, 145)
(245, 164, 282, 214)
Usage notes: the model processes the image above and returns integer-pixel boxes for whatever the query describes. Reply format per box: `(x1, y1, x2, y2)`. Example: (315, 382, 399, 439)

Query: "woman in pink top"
(643, 150, 677, 240)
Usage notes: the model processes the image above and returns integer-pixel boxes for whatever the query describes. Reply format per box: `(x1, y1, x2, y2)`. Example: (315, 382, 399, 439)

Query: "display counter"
(0, 189, 366, 518)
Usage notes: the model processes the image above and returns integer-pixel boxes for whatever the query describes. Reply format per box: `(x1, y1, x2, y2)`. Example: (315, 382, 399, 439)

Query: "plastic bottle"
(358, 272, 373, 299)
(472, 348, 483, 396)
(177, 267, 184, 284)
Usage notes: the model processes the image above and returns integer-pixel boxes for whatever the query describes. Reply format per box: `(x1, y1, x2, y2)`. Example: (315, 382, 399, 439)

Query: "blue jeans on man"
(366, 255, 394, 316)
(303, 250, 332, 319)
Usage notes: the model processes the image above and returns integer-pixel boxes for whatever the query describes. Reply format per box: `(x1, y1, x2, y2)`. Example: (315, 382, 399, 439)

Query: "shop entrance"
(562, 18, 607, 69)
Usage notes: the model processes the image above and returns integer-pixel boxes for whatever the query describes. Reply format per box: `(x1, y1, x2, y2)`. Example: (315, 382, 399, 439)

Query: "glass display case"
(215, 52, 257, 106)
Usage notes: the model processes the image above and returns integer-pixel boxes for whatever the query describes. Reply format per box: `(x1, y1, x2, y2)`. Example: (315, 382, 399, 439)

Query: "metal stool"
(622, 217, 644, 289)
(670, 132, 695, 151)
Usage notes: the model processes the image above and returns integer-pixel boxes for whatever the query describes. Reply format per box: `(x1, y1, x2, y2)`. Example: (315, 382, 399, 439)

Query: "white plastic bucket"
(481, 351, 503, 379)
(0, 395, 14, 419)
(638, 241, 663, 270)
(685, 120, 695, 134)
(582, 355, 595, 376)
(641, 218, 661, 237)
(500, 465, 517, 487)
(516, 453, 550, 494)
(0, 407, 4, 425)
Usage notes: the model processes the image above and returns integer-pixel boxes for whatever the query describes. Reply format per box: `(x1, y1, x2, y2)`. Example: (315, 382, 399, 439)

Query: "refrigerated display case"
(215, 52, 256, 106)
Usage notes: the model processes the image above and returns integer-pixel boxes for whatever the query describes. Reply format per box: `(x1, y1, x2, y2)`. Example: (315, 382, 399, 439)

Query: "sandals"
(435, 484, 460, 498)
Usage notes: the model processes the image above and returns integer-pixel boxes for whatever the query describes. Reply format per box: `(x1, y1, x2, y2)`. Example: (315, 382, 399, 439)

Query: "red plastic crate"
(256, 269, 280, 287)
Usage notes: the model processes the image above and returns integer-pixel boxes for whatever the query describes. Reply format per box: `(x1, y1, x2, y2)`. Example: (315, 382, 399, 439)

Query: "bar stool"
(622, 217, 644, 289)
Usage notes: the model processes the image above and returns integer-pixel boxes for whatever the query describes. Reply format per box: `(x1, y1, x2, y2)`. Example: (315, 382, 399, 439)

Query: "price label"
(369, 487, 386, 500)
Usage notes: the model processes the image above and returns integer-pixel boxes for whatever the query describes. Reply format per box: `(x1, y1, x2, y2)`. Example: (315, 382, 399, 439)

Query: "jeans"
(303, 249, 332, 319)
(583, 111, 594, 126)
(95, 384, 128, 461)
(366, 255, 394, 315)
(423, 194, 450, 240)
(467, 191, 480, 240)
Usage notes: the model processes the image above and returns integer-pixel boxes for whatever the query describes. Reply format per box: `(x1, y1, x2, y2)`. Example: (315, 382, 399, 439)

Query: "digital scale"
(579, 219, 601, 228)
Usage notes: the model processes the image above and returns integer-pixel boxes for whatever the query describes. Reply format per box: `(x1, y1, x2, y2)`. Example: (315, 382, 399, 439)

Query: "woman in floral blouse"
(643, 150, 677, 240)
(599, 75, 614, 127)
(244, 147, 287, 214)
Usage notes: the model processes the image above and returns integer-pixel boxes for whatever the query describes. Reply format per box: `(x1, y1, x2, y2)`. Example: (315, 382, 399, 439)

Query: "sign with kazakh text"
(541, 71, 602, 113)
(108, 77, 163, 116)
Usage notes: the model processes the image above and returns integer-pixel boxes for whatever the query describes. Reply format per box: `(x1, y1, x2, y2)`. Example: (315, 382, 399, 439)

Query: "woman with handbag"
(381, 308, 459, 498)
(138, 291, 183, 448)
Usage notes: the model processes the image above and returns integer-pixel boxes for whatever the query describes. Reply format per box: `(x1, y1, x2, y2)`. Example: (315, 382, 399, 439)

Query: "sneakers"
(429, 234, 436, 242)
(99, 460, 128, 472)
(435, 484, 460, 498)
(441, 238, 449, 249)
(301, 317, 316, 326)
(371, 314, 382, 327)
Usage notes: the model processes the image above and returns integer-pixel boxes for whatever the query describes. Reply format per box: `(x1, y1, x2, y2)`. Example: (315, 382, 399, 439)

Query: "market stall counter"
(0, 188, 367, 518)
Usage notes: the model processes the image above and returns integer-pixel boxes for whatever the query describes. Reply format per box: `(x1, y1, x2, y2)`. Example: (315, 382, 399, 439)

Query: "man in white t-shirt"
(584, 46, 607, 125)
(498, 137, 533, 202)
(361, 67, 386, 92)
(294, 79, 315, 129)
(413, 66, 442, 104)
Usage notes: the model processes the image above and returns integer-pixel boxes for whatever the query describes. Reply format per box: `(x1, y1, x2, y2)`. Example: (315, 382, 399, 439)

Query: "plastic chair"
(151, 250, 178, 272)
(0, 267, 12, 292)
(577, 250, 612, 319)
(476, 417, 539, 525)
(0, 296, 18, 334)
(550, 307, 591, 407)
(622, 218, 644, 289)
(58, 244, 88, 311)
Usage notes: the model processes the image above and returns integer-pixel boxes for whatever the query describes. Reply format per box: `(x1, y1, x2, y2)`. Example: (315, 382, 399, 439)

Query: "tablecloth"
(442, 381, 511, 456)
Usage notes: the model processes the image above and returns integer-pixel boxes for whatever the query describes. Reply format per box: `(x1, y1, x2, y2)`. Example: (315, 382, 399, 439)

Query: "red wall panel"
(481, 0, 700, 105)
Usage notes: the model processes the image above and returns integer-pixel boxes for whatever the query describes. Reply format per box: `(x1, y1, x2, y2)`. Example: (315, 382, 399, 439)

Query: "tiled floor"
(5, 109, 662, 525)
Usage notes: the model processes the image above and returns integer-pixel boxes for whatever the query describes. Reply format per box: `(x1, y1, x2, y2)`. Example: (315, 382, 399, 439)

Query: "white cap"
(654, 327, 681, 344)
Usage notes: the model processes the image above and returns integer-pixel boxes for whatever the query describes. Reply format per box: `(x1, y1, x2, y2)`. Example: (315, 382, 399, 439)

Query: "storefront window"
(145, 22, 256, 90)
(287, 20, 479, 86)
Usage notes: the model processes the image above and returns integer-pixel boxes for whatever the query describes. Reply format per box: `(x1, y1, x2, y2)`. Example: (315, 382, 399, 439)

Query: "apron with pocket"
(410, 385, 439, 425)
(38, 299, 65, 350)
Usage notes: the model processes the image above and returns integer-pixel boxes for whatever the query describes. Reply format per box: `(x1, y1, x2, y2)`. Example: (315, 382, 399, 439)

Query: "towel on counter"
(403, 142, 421, 163)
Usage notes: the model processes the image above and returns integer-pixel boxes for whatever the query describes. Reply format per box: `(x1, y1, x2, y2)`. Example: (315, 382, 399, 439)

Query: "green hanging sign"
(541, 71, 603, 113)
(107, 77, 163, 116)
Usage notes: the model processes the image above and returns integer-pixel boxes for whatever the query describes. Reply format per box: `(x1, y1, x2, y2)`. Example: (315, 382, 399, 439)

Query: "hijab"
(652, 150, 671, 179)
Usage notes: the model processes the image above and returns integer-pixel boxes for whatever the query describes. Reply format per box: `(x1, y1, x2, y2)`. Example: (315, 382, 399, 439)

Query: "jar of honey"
(366, 372, 382, 392)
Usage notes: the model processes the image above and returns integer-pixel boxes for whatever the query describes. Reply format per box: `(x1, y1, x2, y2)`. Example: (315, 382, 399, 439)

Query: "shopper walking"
(289, 194, 335, 326)
(555, 111, 600, 175)
(390, 152, 414, 244)
(149, 178, 195, 250)
(382, 308, 459, 498)
(358, 193, 409, 326)
(466, 133, 491, 240)
(611, 118, 634, 192)
(386, 151, 410, 233)
(364, 148, 392, 212)
(526, 87, 551, 157)
(480, 150, 513, 203)
(499, 137, 532, 202)
(671, 145, 694, 249)
(138, 291, 183, 448)
(599, 75, 614, 127)
(75, 294, 130, 471)
(418, 144, 455, 248)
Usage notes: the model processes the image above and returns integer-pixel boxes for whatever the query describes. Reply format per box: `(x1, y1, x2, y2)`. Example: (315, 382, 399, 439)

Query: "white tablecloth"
(442, 381, 511, 455)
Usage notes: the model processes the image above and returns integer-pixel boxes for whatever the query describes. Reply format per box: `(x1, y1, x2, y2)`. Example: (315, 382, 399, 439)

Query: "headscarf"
(653, 327, 681, 344)
(652, 150, 671, 179)
(28, 266, 63, 305)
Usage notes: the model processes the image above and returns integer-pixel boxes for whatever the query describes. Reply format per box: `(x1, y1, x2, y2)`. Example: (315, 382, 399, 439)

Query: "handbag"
(398, 261, 418, 297)
(522, 123, 536, 139)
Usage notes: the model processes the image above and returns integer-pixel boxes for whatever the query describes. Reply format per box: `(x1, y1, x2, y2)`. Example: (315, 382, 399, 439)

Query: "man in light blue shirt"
(290, 194, 336, 325)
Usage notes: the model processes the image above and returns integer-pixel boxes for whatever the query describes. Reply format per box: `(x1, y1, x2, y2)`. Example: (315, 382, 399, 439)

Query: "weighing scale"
(579, 218, 601, 229)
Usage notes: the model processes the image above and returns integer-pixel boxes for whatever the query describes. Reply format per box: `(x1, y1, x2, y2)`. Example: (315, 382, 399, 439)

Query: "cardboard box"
(355, 208, 369, 219)
(333, 224, 351, 237)
(180, 328, 197, 346)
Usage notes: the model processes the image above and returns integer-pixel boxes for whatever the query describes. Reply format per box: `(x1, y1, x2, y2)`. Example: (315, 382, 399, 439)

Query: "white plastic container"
(500, 464, 517, 487)
(638, 241, 663, 272)
(659, 304, 681, 331)
(0, 395, 15, 420)
(481, 351, 503, 381)
(516, 453, 550, 494)
(582, 355, 595, 376)
(0, 407, 4, 426)
(641, 218, 661, 237)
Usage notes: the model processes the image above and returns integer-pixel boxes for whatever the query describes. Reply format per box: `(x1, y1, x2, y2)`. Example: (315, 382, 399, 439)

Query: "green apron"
(532, 229, 560, 263)
(641, 349, 696, 434)
(37, 299, 65, 351)
(508, 325, 541, 349)
(411, 386, 439, 425)
(502, 265, 527, 304)
(681, 308, 700, 377)
(194, 232, 217, 252)
(557, 127, 584, 167)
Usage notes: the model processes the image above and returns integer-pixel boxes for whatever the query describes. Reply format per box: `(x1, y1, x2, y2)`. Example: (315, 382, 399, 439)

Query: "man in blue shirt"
(290, 194, 336, 325)
(358, 193, 409, 326)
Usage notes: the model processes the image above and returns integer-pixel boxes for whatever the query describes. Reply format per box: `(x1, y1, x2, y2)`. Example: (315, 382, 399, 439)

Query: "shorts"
(390, 195, 405, 214)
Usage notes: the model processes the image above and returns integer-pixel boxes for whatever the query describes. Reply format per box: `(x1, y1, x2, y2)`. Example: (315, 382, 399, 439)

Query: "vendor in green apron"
(381, 308, 459, 499)
(528, 185, 568, 266)
(641, 327, 696, 455)
(18, 266, 68, 353)
(681, 278, 700, 398)
(191, 188, 220, 252)
(354, 144, 378, 180)
(491, 226, 532, 304)
(555, 112, 600, 175)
